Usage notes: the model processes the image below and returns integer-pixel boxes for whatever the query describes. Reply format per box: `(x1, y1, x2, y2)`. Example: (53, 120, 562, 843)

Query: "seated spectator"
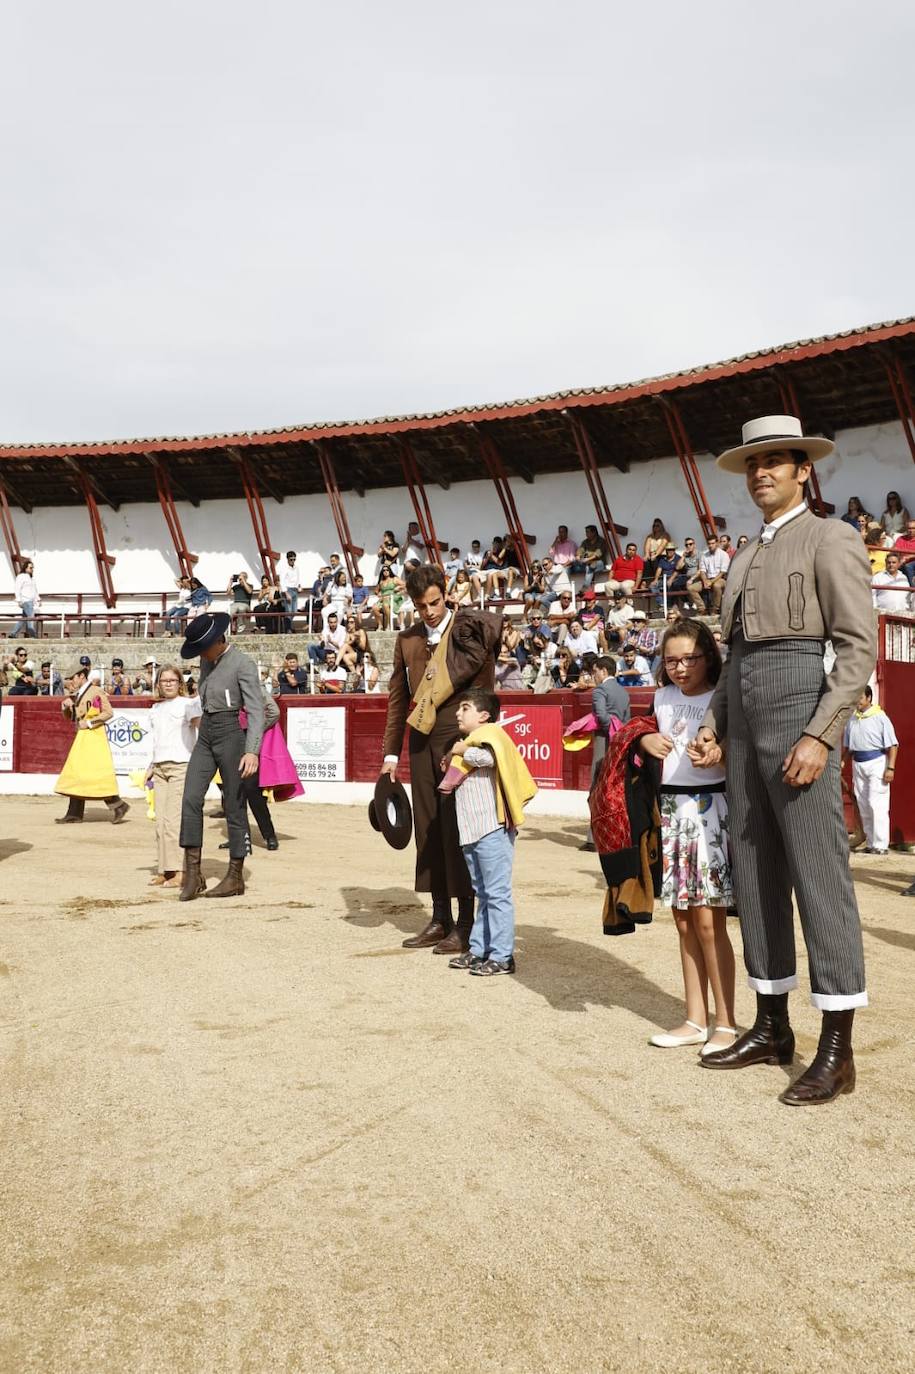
(718, 533, 735, 559)
(376, 563, 407, 629)
(188, 576, 212, 619)
(464, 539, 485, 595)
(308, 611, 346, 665)
(564, 616, 599, 664)
(362, 649, 382, 694)
(277, 652, 309, 694)
(642, 518, 672, 580)
(311, 564, 333, 601)
(520, 650, 542, 691)
(521, 609, 551, 654)
(339, 615, 369, 671)
(481, 536, 516, 598)
(625, 610, 659, 660)
(37, 660, 63, 696)
(571, 525, 607, 587)
(322, 569, 353, 626)
(864, 525, 892, 574)
(551, 646, 580, 689)
(110, 659, 133, 696)
(319, 649, 348, 694)
(448, 568, 475, 608)
(443, 547, 463, 586)
(254, 575, 284, 633)
(735, 534, 750, 552)
(352, 574, 371, 616)
(606, 590, 636, 633)
(649, 544, 689, 609)
(548, 524, 577, 571)
(132, 660, 156, 693)
(7, 661, 38, 694)
(712, 628, 728, 662)
(666, 604, 685, 626)
(548, 588, 575, 643)
(226, 571, 255, 632)
(522, 560, 549, 608)
(163, 577, 191, 635)
(872, 551, 912, 612)
(579, 594, 608, 650)
(377, 530, 402, 574)
(501, 619, 524, 665)
(842, 496, 872, 527)
(606, 542, 644, 596)
(616, 645, 652, 687)
(693, 534, 730, 613)
(881, 490, 910, 537)
(4, 646, 32, 685)
(892, 516, 915, 584)
(401, 523, 427, 565)
(541, 554, 571, 604)
(496, 640, 524, 690)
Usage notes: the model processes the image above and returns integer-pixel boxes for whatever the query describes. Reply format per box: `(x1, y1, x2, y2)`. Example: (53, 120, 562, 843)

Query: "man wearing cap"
(178, 612, 264, 900)
(380, 564, 501, 953)
(693, 416, 875, 1106)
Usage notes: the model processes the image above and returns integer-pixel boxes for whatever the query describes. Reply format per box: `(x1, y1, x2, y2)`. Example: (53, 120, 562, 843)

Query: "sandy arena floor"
(0, 796, 913, 1373)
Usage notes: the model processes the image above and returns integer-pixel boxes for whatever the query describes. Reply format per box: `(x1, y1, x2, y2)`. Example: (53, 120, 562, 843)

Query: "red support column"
(0, 481, 23, 573)
(229, 449, 279, 581)
(563, 411, 627, 560)
(473, 427, 534, 578)
(75, 466, 117, 608)
(775, 375, 833, 516)
(314, 442, 365, 584)
(398, 439, 443, 567)
(883, 354, 915, 465)
(658, 401, 721, 541)
(150, 457, 198, 579)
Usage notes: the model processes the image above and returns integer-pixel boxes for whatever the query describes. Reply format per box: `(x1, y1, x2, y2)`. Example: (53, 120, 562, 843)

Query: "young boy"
(440, 688, 537, 975)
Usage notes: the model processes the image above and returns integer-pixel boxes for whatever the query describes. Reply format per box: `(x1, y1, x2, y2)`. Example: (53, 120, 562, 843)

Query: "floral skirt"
(660, 789, 733, 910)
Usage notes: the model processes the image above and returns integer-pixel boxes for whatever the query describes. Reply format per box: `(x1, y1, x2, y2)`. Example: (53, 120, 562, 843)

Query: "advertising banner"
(497, 704, 564, 788)
(0, 704, 13, 771)
(286, 707, 347, 782)
(104, 707, 154, 775)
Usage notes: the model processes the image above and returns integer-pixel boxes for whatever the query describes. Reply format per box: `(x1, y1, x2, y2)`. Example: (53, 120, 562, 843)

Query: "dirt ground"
(0, 796, 913, 1374)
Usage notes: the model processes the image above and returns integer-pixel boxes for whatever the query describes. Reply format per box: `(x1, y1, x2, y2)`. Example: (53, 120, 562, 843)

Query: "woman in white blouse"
(144, 665, 203, 887)
(12, 559, 40, 639)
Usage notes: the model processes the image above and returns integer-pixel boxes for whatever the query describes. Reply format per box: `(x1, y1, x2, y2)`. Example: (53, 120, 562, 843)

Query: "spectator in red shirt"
(607, 542, 644, 595)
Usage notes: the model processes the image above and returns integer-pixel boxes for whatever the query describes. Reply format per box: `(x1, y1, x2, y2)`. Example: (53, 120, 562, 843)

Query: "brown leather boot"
(700, 992, 795, 1069)
(205, 857, 246, 898)
(402, 919, 450, 949)
(779, 1010, 856, 1106)
(179, 848, 206, 902)
(433, 900, 474, 955)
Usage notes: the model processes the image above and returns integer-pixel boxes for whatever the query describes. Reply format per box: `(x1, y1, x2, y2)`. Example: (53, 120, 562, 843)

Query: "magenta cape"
(240, 711, 305, 803)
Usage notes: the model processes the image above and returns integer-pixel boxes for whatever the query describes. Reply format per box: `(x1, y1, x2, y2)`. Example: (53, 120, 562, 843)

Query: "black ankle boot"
(779, 1010, 856, 1106)
(700, 992, 795, 1070)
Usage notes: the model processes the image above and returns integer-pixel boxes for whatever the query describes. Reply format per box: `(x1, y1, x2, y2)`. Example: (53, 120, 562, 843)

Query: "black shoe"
(579, 841, 596, 852)
(265, 837, 279, 851)
(469, 956, 516, 977)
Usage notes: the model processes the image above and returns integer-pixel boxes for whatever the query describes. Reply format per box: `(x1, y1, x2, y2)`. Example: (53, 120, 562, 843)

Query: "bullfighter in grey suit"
(694, 416, 875, 1106)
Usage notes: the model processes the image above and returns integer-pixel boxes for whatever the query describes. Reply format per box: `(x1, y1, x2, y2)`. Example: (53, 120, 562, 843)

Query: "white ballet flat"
(700, 1026, 739, 1057)
(649, 1019, 709, 1048)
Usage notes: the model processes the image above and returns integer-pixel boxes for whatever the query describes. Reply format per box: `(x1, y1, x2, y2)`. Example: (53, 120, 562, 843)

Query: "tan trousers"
(153, 761, 188, 874)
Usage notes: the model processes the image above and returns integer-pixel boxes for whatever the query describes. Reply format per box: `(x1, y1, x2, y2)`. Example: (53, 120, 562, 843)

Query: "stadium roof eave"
(1, 316, 914, 461)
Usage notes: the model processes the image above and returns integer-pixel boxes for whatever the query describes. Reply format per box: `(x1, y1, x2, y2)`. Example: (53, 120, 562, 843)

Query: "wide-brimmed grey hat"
(717, 414, 834, 474)
(180, 612, 231, 659)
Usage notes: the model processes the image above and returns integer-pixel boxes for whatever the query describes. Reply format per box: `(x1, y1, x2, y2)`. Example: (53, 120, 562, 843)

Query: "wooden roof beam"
(61, 455, 120, 511)
(146, 452, 201, 508)
(240, 450, 285, 504)
(0, 470, 34, 514)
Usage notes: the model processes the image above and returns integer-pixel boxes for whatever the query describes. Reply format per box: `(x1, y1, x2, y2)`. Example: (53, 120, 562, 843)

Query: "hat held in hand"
(369, 774, 413, 850)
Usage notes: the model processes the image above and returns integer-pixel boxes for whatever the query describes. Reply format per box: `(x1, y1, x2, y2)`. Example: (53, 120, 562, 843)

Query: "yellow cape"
(454, 723, 538, 828)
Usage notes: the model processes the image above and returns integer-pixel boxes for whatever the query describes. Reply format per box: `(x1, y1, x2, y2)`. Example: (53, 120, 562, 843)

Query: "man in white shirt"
(695, 535, 731, 612)
(307, 612, 347, 665)
(319, 650, 348, 694)
(605, 591, 636, 631)
(402, 523, 428, 566)
(12, 558, 40, 639)
(615, 645, 652, 685)
(278, 550, 301, 613)
(871, 552, 912, 613)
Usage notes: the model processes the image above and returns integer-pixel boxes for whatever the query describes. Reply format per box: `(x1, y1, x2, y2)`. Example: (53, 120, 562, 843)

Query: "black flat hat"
(368, 774, 413, 850)
(180, 612, 232, 660)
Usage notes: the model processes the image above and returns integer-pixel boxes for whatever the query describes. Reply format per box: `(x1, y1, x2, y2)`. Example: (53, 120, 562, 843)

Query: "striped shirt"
(455, 745, 501, 845)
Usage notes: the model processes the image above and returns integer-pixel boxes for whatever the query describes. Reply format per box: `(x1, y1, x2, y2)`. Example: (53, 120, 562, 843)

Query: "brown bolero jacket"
(703, 508, 876, 748)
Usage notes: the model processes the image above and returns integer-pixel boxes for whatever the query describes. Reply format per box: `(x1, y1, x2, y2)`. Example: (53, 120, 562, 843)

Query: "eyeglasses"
(663, 653, 704, 669)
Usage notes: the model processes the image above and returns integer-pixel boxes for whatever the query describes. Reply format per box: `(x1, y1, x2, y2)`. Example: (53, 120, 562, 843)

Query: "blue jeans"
(307, 644, 327, 664)
(462, 827, 516, 961)
(165, 605, 189, 631)
(11, 600, 36, 637)
(570, 559, 607, 586)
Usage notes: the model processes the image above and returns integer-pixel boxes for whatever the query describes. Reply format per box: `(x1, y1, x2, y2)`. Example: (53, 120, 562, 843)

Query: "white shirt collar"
(424, 607, 453, 645)
(760, 501, 808, 544)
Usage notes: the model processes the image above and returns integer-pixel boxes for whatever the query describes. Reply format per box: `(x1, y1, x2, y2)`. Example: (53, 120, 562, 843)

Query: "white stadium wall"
(1, 418, 910, 603)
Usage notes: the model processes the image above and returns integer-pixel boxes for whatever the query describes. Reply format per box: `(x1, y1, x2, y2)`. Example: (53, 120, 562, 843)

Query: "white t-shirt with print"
(654, 684, 724, 787)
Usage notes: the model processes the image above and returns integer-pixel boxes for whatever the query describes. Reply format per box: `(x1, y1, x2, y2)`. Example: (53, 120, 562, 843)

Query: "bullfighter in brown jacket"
(381, 563, 502, 954)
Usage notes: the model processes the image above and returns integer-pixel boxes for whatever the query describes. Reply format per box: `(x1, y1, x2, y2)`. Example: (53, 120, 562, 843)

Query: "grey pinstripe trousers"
(726, 635, 867, 1011)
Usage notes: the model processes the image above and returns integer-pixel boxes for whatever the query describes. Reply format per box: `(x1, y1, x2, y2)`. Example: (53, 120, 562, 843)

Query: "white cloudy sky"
(2, 0, 913, 443)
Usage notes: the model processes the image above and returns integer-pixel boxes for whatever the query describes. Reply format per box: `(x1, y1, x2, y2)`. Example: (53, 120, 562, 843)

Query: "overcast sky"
(2, 1, 913, 444)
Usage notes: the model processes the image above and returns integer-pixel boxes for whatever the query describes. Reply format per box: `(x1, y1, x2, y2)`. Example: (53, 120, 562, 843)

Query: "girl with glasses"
(639, 620, 738, 1056)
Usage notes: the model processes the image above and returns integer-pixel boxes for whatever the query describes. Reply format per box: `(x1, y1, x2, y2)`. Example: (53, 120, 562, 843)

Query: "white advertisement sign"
(104, 707, 154, 775)
(0, 704, 13, 771)
(286, 708, 347, 782)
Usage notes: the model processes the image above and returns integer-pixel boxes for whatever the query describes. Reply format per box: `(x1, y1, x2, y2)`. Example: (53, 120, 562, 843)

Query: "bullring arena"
(2, 321, 915, 1372)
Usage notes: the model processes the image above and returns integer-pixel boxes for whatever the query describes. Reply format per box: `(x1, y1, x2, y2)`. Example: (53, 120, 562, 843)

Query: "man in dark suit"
(381, 564, 501, 954)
